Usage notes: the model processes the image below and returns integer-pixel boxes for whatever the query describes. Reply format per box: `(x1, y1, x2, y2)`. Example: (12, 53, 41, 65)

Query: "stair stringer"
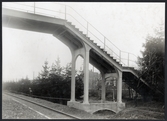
(64, 21, 164, 97)
(122, 68, 164, 96)
(64, 21, 123, 71)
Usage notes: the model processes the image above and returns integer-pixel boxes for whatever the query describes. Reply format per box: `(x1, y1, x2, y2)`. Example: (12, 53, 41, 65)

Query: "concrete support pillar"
(83, 46, 91, 104)
(101, 73, 106, 102)
(117, 70, 122, 103)
(70, 53, 76, 102)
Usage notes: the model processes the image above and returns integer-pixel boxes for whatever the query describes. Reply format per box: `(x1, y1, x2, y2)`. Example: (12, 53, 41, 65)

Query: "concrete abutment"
(67, 101, 125, 114)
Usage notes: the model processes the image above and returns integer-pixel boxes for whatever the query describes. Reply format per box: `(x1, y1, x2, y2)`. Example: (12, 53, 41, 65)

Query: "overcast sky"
(2, 2, 165, 82)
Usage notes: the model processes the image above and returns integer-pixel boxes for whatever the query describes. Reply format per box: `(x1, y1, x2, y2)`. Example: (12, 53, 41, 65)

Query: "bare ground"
(94, 99, 165, 119)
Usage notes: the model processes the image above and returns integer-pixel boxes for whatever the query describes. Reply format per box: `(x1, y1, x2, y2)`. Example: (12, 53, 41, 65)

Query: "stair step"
(71, 23, 75, 26)
(66, 21, 71, 24)
(69, 23, 77, 30)
(100, 48, 104, 50)
(104, 51, 108, 53)
(83, 34, 87, 37)
(75, 27, 80, 31)
(70, 24, 75, 27)
(90, 40, 94, 42)
(66, 22, 86, 36)
(113, 59, 116, 61)
(78, 31, 83, 34)
(87, 37, 91, 40)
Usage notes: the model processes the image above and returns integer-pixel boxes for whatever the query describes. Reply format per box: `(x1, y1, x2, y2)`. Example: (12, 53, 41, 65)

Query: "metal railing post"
(34, 2, 35, 14)
(128, 53, 130, 66)
(87, 22, 88, 36)
(104, 37, 106, 51)
(65, 5, 66, 20)
(119, 50, 121, 63)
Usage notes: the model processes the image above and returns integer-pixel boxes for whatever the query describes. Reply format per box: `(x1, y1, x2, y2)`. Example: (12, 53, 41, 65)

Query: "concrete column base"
(117, 102, 125, 112)
(67, 101, 125, 114)
(67, 101, 91, 112)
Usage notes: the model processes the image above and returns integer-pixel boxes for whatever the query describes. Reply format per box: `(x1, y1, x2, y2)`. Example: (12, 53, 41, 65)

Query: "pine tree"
(55, 57, 62, 75)
(62, 63, 72, 78)
(137, 25, 165, 94)
(40, 60, 50, 79)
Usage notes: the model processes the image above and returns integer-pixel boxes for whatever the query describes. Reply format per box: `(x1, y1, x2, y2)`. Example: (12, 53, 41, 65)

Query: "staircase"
(65, 20, 164, 99)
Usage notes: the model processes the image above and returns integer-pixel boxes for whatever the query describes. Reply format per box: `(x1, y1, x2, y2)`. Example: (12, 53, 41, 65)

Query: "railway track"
(3, 92, 81, 119)
(3, 92, 164, 119)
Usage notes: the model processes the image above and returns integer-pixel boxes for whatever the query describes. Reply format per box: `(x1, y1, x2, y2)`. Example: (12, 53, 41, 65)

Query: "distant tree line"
(3, 57, 84, 104)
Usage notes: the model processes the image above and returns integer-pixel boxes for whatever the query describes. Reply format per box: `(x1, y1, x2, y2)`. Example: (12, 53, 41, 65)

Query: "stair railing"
(2, 2, 138, 69)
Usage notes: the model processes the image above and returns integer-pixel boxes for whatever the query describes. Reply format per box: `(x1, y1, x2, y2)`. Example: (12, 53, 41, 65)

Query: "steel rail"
(4, 92, 81, 119)
(14, 91, 70, 100)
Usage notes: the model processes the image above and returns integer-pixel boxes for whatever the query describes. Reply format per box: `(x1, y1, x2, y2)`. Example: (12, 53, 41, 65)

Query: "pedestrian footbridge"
(2, 2, 162, 113)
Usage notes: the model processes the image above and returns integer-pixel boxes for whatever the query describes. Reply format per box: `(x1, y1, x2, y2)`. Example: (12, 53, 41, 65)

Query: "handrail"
(66, 5, 88, 24)
(88, 30, 104, 44)
(2, 2, 138, 68)
(66, 14, 87, 30)
(13, 2, 34, 7)
(106, 38, 121, 51)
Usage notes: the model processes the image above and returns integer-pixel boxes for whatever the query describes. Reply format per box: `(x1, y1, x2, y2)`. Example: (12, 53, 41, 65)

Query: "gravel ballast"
(3, 92, 109, 119)
(2, 94, 47, 119)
